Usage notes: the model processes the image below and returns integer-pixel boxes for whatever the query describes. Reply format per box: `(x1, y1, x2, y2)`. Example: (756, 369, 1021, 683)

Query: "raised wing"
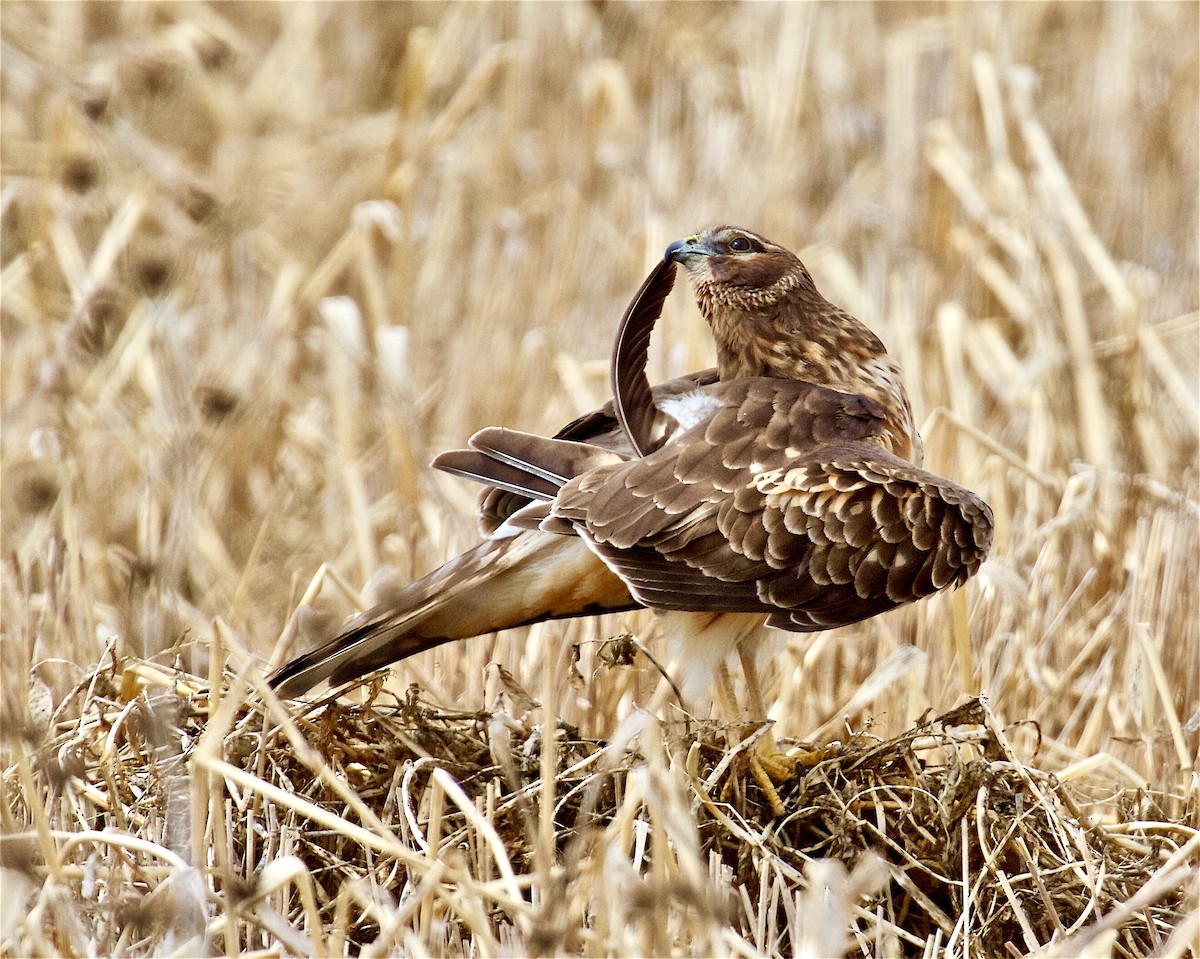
(610, 257, 678, 456)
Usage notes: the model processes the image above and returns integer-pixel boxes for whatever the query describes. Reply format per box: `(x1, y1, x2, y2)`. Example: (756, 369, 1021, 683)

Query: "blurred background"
(2, 2, 1197, 794)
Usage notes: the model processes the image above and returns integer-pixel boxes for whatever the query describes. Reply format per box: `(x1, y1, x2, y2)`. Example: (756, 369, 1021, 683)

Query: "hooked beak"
(665, 235, 713, 263)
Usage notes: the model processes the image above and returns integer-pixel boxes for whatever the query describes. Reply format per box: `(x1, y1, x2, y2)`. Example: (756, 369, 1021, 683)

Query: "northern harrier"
(268, 227, 993, 708)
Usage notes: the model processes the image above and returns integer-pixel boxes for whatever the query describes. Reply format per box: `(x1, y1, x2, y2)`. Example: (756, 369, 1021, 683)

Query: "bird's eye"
(728, 235, 753, 253)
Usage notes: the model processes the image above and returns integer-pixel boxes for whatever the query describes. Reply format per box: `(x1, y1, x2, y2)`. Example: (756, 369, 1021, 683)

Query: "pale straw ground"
(1, 3, 1197, 956)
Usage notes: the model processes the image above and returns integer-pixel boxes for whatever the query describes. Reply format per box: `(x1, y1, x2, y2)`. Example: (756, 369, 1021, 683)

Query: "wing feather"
(611, 258, 678, 456)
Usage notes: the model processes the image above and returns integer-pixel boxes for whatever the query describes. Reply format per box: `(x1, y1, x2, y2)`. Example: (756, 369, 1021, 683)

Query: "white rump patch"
(489, 518, 525, 539)
(660, 390, 724, 431)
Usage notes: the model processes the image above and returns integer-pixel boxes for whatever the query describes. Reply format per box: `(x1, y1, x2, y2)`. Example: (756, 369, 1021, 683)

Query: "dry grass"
(1, 2, 1197, 956)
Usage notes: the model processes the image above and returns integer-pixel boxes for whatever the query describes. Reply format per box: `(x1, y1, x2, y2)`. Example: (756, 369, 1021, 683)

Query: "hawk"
(268, 227, 993, 705)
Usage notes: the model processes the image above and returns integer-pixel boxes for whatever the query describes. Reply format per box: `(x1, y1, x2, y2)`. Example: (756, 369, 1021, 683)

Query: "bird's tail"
(268, 529, 637, 697)
(268, 429, 633, 698)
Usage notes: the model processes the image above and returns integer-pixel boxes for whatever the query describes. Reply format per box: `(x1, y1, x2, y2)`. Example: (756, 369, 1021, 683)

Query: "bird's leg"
(717, 652, 796, 812)
(736, 643, 768, 721)
(735, 643, 804, 816)
(714, 660, 742, 726)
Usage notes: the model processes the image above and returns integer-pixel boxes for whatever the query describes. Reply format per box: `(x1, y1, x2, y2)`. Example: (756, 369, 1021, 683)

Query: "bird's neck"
(695, 286, 924, 463)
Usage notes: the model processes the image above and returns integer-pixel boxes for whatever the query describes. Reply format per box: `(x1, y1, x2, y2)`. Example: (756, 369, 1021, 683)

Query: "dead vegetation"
(2, 2, 1197, 956)
(4, 658, 1196, 957)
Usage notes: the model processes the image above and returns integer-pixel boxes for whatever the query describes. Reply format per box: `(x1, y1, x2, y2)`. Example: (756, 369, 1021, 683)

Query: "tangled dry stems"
(3, 656, 1196, 957)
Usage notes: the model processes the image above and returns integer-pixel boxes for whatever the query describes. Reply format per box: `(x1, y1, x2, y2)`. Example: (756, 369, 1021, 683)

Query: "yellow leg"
(714, 660, 741, 724)
(736, 643, 767, 721)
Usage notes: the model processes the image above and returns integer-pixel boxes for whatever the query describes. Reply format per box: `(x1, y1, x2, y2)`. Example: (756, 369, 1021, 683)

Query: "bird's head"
(665, 226, 813, 309)
(661, 226, 918, 465)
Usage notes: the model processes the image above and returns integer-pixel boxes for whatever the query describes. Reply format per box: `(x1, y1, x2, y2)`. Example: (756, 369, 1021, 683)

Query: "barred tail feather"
(268, 531, 636, 697)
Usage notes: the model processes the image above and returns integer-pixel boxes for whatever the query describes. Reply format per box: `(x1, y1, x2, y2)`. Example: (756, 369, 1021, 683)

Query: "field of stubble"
(2, 3, 1197, 956)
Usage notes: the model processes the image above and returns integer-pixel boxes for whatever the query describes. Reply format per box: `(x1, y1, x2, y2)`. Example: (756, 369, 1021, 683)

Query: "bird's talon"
(719, 731, 807, 816)
(749, 751, 791, 817)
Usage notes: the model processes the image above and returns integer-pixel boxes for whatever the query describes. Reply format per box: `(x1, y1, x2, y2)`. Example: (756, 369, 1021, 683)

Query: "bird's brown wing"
(544, 377, 994, 630)
(610, 257, 678, 456)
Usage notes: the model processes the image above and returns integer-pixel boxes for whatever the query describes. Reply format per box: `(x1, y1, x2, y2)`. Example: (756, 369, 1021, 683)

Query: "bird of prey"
(268, 227, 993, 708)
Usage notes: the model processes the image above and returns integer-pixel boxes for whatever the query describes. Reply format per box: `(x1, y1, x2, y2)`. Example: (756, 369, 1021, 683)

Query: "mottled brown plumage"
(268, 226, 993, 701)
(535, 377, 991, 632)
(665, 227, 922, 464)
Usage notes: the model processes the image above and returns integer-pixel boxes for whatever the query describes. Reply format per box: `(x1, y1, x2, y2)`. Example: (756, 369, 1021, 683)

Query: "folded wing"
(463, 377, 994, 632)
